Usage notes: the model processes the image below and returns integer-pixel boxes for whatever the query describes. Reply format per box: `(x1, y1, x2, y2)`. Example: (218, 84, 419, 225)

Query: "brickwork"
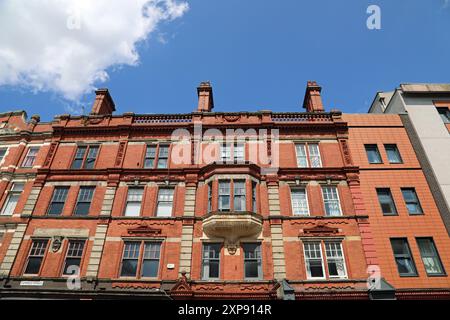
(0, 84, 448, 299)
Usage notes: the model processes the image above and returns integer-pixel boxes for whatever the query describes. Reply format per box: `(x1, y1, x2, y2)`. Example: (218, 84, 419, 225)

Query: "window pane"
(401, 188, 423, 214)
(322, 187, 342, 216)
(83, 146, 98, 169)
(365, 145, 382, 163)
(157, 189, 174, 217)
(202, 244, 221, 280)
(234, 181, 246, 211)
(244, 261, 259, 278)
(156, 202, 173, 217)
(22, 147, 39, 167)
(25, 240, 47, 275)
(142, 243, 160, 277)
(71, 159, 83, 169)
(125, 202, 141, 217)
(25, 257, 43, 275)
(0, 148, 7, 162)
(308, 144, 322, 168)
(377, 188, 397, 215)
(304, 242, 324, 279)
(208, 183, 212, 212)
(120, 260, 138, 277)
(120, 242, 140, 277)
(391, 239, 417, 276)
(63, 258, 81, 275)
(385, 144, 402, 163)
(234, 143, 245, 161)
(325, 242, 347, 278)
(75, 202, 91, 216)
(48, 203, 64, 215)
(308, 260, 324, 278)
(11, 183, 25, 192)
(291, 189, 309, 215)
(437, 107, 450, 123)
(417, 238, 445, 275)
(219, 181, 230, 211)
(295, 144, 308, 167)
(141, 260, 159, 277)
(157, 158, 168, 168)
(243, 244, 261, 279)
(1, 193, 19, 215)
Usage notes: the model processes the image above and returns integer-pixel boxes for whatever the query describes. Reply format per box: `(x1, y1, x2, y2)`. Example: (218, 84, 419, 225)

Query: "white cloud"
(0, 0, 188, 101)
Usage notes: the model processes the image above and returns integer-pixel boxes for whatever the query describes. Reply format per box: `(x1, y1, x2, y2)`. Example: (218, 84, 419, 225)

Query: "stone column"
(178, 177, 197, 277)
(267, 177, 287, 280)
(85, 224, 108, 278)
(0, 223, 27, 277)
(21, 186, 42, 217)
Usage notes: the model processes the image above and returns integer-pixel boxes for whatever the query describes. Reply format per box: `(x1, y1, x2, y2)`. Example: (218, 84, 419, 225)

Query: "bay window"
(233, 180, 246, 211)
(218, 180, 231, 211)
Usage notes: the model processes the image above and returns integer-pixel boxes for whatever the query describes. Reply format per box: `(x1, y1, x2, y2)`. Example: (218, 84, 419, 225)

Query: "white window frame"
(234, 143, 245, 162)
(156, 188, 174, 217)
(22, 147, 39, 167)
(218, 180, 231, 211)
(303, 241, 326, 280)
(295, 143, 322, 168)
(324, 241, 348, 279)
(322, 186, 342, 216)
(0, 147, 8, 165)
(295, 144, 308, 168)
(290, 188, 310, 216)
(1, 182, 25, 216)
(308, 143, 322, 168)
(220, 143, 232, 162)
(124, 188, 144, 217)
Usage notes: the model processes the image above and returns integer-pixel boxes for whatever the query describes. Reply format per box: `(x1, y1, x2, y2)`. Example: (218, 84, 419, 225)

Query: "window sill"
(426, 273, 447, 277)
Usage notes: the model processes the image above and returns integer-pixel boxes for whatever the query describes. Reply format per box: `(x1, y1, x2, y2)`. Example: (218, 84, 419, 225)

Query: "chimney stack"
(302, 81, 324, 112)
(197, 81, 214, 112)
(91, 88, 116, 115)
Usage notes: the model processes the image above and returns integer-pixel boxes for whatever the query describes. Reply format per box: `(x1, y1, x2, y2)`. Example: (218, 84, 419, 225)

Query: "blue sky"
(1, 0, 450, 121)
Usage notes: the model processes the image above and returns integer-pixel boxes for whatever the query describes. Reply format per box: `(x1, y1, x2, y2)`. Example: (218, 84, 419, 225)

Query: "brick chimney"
(91, 88, 116, 115)
(197, 81, 214, 112)
(302, 81, 325, 112)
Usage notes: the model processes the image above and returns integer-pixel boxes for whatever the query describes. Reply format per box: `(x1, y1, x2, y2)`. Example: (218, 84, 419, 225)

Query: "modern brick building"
(0, 81, 449, 300)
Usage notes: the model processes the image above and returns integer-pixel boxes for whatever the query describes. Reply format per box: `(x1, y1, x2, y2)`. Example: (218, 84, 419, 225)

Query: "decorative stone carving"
(51, 236, 63, 252)
(127, 225, 162, 236)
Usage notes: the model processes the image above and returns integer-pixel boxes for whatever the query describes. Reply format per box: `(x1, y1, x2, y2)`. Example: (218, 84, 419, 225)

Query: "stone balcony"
(202, 211, 263, 255)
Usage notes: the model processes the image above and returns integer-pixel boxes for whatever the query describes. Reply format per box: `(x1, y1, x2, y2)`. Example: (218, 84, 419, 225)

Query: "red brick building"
(0, 81, 449, 299)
